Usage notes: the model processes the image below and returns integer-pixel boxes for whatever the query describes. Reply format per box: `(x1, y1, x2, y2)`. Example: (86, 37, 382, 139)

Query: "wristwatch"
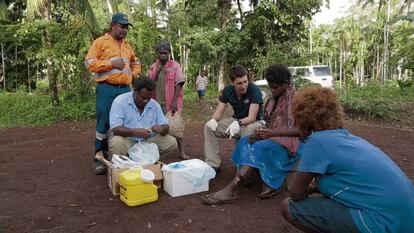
(237, 119, 243, 126)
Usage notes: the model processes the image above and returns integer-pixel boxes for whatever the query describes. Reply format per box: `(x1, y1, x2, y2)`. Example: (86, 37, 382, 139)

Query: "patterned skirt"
(231, 136, 303, 189)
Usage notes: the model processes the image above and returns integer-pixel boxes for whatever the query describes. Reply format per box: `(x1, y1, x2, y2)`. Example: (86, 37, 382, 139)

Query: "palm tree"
(217, 0, 231, 91)
(358, 0, 392, 84)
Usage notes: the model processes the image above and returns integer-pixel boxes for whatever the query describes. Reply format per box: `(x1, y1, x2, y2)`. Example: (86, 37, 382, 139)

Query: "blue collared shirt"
(109, 91, 169, 142)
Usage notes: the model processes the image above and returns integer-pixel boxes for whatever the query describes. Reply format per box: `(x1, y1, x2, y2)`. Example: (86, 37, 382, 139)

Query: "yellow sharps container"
(119, 168, 158, 207)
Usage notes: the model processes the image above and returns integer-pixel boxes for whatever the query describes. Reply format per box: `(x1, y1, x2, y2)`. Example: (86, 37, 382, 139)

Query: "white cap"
(140, 169, 155, 183)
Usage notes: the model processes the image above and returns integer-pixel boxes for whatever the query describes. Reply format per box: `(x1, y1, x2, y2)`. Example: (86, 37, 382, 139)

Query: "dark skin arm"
(257, 127, 301, 138)
(151, 124, 169, 136)
(112, 124, 169, 138)
(249, 127, 301, 144)
(111, 59, 126, 70)
(171, 81, 185, 115)
(289, 172, 319, 201)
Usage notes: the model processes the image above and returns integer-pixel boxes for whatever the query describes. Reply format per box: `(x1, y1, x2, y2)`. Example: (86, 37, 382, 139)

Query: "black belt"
(101, 82, 128, 88)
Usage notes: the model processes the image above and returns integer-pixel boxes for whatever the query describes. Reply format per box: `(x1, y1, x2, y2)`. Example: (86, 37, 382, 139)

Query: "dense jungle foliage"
(0, 0, 413, 128)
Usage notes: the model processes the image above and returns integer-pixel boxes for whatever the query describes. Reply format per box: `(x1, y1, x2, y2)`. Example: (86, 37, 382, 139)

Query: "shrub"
(339, 80, 414, 121)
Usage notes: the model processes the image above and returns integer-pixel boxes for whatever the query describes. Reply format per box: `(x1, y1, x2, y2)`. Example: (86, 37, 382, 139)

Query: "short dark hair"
(134, 75, 156, 92)
(264, 64, 291, 85)
(156, 41, 171, 52)
(229, 65, 249, 81)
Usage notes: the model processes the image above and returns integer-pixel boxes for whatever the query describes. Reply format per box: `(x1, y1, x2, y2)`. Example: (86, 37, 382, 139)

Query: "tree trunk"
(309, 24, 313, 65)
(343, 47, 346, 88)
(1, 43, 5, 91)
(218, 51, 227, 90)
(382, 0, 391, 84)
(376, 45, 381, 81)
(15, 46, 17, 89)
(339, 39, 343, 89)
(185, 47, 189, 75)
(165, 2, 174, 60)
(218, 0, 231, 91)
(36, 62, 39, 81)
(43, 3, 59, 106)
(28, 59, 31, 93)
(360, 45, 365, 86)
(107, 0, 113, 14)
(374, 47, 377, 80)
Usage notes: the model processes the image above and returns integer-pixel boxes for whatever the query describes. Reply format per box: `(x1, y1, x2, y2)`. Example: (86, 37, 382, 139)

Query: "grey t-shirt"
(155, 65, 166, 105)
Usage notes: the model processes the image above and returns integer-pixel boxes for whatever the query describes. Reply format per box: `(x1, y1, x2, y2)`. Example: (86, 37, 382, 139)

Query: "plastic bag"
(165, 111, 185, 139)
(128, 142, 160, 166)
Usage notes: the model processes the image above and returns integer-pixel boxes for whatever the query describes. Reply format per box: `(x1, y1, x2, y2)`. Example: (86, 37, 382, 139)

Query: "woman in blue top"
(280, 87, 414, 233)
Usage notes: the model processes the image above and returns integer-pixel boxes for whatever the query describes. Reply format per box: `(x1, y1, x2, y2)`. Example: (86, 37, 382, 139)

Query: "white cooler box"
(162, 159, 215, 197)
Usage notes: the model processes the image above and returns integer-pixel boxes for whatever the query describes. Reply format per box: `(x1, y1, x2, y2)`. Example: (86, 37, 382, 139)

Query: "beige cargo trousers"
(204, 118, 264, 168)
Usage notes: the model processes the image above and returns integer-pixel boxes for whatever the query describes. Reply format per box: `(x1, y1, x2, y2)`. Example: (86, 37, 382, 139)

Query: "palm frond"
(73, 0, 99, 33)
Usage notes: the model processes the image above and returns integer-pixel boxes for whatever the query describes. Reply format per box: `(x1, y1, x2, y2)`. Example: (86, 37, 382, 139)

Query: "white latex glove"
(225, 121, 240, 139)
(206, 118, 218, 131)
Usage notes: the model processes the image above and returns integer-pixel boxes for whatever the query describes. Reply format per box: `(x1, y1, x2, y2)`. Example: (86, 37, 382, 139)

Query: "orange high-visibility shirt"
(84, 33, 141, 85)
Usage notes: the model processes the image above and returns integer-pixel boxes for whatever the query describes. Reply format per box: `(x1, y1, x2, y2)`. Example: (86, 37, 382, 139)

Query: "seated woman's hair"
(134, 75, 156, 92)
(229, 64, 249, 81)
(264, 64, 291, 85)
(292, 87, 344, 132)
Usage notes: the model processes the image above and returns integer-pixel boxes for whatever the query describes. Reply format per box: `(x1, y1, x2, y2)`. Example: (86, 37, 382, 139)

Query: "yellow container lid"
(119, 169, 144, 186)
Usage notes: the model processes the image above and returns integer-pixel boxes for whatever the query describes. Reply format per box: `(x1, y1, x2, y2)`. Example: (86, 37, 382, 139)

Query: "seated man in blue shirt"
(109, 76, 178, 156)
(204, 65, 264, 173)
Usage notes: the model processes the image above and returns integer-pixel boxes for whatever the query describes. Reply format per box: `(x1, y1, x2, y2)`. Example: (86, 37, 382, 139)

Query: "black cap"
(111, 12, 132, 26)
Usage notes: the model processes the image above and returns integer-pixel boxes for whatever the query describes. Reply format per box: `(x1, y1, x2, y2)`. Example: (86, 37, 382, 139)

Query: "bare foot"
(210, 189, 235, 201)
(202, 189, 237, 205)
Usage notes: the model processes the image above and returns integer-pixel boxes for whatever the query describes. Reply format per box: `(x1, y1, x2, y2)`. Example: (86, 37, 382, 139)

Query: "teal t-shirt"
(298, 129, 414, 233)
(219, 83, 263, 120)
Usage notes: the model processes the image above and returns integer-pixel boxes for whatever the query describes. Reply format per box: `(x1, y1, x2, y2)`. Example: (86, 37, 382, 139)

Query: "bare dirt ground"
(1, 120, 413, 233)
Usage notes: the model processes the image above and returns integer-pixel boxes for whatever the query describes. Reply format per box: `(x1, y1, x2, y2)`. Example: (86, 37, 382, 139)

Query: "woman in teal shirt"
(280, 87, 414, 233)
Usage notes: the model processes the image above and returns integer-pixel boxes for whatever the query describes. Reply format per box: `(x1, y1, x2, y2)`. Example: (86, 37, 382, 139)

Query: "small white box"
(162, 159, 211, 197)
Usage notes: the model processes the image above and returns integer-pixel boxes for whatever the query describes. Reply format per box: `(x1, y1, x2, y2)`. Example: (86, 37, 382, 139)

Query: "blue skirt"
(231, 136, 303, 189)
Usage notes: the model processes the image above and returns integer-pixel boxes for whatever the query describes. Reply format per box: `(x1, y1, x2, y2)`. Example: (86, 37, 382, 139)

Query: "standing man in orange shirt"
(85, 12, 141, 175)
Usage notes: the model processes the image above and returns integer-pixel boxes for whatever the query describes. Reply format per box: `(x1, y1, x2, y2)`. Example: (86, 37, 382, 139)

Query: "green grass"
(183, 84, 221, 122)
(1, 80, 412, 129)
(0, 92, 95, 128)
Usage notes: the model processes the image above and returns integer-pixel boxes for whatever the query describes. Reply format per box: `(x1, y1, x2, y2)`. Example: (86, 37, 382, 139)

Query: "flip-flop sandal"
(257, 186, 281, 200)
(201, 193, 238, 205)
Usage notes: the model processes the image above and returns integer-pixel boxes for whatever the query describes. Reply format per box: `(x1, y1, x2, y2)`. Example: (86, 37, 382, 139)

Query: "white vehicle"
(253, 65, 334, 99)
(253, 79, 270, 99)
(289, 65, 334, 88)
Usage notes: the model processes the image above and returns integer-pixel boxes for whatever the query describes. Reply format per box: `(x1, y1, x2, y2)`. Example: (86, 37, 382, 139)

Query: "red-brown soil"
(1, 121, 413, 233)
